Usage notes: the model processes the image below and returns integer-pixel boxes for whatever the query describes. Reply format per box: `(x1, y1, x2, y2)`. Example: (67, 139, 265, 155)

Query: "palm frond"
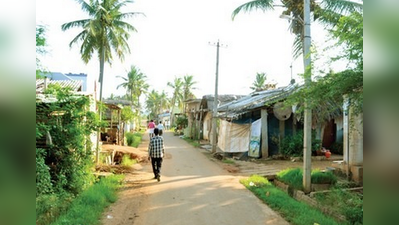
(61, 19, 91, 31)
(292, 35, 303, 60)
(232, 0, 274, 20)
(321, 0, 363, 15)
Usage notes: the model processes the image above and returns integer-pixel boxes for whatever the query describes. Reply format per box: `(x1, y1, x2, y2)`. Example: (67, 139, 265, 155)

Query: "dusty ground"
(101, 132, 340, 225)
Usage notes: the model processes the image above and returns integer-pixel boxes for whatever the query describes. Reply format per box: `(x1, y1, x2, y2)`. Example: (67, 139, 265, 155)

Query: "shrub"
(280, 133, 304, 156)
(125, 132, 142, 147)
(121, 154, 137, 167)
(279, 131, 322, 156)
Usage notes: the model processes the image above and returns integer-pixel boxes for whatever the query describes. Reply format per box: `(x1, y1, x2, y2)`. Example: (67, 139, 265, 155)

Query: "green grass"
(276, 168, 338, 191)
(222, 159, 235, 164)
(182, 137, 201, 148)
(241, 175, 342, 225)
(50, 175, 124, 225)
(314, 188, 363, 224)
(126, 132, 143, 147)
(277, 168, 303, 190)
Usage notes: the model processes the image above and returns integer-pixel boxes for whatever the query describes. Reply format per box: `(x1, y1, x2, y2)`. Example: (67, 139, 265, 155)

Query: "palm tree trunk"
(96, 46, 105, 164)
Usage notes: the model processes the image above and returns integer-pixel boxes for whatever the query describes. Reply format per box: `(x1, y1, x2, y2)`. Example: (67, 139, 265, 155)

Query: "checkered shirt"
(148, 136, 164, 158)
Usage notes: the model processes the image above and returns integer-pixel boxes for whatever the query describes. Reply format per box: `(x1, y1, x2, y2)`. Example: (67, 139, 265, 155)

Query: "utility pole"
(209, 40, 226, 154)
(303, 0, 312, 193)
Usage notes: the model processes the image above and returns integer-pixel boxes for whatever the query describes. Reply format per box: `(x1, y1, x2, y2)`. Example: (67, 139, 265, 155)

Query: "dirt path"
(101, 131, 290, 225)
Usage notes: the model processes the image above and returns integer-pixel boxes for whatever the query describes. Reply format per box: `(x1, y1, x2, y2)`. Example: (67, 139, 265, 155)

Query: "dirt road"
(102, 131, 289, 225)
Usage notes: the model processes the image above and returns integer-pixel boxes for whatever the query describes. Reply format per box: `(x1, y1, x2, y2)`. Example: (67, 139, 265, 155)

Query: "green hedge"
(125, 132, 143, 147)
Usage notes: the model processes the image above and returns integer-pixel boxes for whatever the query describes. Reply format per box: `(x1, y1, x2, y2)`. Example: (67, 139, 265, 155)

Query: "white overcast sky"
(36, 0, 342, 99)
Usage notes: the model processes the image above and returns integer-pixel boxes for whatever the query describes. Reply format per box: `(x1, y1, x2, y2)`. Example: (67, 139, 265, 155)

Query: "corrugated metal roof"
(36, 79, 83, 93)
(218, 84, 299, 119)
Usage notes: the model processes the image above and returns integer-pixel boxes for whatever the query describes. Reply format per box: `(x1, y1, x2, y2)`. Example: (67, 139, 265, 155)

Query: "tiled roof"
(217, 84, 298, 119)
(36, 79, 83, 93)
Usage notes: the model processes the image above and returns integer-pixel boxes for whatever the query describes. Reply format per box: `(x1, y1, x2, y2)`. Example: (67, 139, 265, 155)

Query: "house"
(332, 96, 363, 184)
(216, 85, 298, 158)
(198, 95, 245, 143)
(36, 78, 83, 94)
(41, 72, 88, 91)
(184, 99, 202, 139)
(158, 112, 171, 130)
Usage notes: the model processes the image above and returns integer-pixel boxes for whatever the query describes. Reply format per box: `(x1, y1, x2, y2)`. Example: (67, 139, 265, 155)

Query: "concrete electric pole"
(303, 0, 312, 193)
(209, 40, 226, 154)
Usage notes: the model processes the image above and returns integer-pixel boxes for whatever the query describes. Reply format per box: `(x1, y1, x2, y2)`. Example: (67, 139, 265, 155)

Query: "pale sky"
(36, 0, 342, 100)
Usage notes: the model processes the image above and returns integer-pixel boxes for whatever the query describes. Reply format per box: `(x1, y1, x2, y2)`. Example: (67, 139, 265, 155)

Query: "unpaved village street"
(101, 131, 290, 225)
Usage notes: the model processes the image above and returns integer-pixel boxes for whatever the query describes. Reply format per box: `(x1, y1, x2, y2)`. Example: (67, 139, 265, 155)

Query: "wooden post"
(261, 109, 269, 158)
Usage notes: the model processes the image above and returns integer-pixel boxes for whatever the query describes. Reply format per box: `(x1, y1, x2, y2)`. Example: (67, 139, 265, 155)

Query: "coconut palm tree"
(232, 0, 362, 58)
(61, 0, 143, 106)
(250, 72, 267, 92)
(167, 77, 183, 125)
(145, 90, 170, 120)
(117, 65, 149, 127)
(182, 75, 197, 113)
(250, 72, 277, 92)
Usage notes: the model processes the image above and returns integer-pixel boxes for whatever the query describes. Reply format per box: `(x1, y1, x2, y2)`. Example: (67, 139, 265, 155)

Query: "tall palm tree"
(61, 0, 143, 106)
(167, 77, 183, 125)
(182, 75, 197, 113)
(117, 65, 149, 127)
(232, 0, 362, 59)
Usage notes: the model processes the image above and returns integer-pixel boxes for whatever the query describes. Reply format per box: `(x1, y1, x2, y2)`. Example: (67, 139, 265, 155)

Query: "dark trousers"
(151, 157, 163, 177)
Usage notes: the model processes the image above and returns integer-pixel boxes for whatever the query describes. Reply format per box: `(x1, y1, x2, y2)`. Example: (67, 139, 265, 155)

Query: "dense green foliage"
(241, 175, 340, 225)
(50, 175, 124, 225)
(36, 25, 46, 77)
(36, 87, 103, 223)
(277, 168, 337, 191)
(174, 115, 188, 130)
(36, 87, 100, 195)
(278, 131, 322, 156)
(125, 132, 143, 147)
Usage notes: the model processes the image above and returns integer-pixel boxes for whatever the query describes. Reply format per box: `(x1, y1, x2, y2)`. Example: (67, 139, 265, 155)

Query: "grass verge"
(50, 175, 124, 225)
(182, 137, 201, 148)
(240, 175, 342, 225)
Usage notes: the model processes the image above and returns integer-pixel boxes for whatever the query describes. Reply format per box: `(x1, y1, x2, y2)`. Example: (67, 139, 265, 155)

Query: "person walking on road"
(148, 120, 156, 138)
(157, 121, 164, 136)
(148, 128, 164, 182)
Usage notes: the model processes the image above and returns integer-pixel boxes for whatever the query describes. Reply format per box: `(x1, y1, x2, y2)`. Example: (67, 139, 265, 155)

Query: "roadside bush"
(279, 131, 323, 156)
(36, 148, 53, 196)
(121, 154, 137, 167)
(280, 133, 303, 156)
(126, 132, 142, 147)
